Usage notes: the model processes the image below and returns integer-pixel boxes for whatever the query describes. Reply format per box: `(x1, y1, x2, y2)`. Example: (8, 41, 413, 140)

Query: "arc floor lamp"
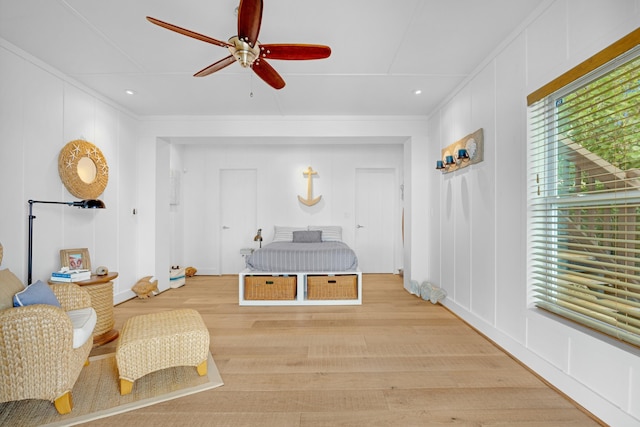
(27, 199, 105, 285)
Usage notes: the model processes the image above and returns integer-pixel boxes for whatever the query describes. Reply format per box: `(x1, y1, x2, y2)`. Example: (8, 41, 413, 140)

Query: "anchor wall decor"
(298, 166, 322, 206)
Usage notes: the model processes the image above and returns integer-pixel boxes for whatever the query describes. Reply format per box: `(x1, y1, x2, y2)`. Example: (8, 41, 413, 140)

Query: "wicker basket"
(244, 275, 297, 300)
(307, 275, 358, 300)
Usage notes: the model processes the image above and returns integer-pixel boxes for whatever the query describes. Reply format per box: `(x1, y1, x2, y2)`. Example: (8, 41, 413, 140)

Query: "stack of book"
(50, 269, 92, 282)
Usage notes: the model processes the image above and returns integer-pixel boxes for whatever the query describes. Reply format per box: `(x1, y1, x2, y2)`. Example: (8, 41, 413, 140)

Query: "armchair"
(0, 267, 96, 414)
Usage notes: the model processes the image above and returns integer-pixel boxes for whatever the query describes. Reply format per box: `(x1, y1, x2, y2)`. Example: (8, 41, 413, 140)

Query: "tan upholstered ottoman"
(115, 308, 210, 395)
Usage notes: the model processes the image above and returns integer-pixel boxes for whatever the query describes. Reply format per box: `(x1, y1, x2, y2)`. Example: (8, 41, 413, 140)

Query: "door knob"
(222, 225, 230, 229)
(356, 224, 364, 228)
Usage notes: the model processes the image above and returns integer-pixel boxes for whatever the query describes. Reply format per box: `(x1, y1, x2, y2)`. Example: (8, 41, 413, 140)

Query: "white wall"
(140, 117, 429, 285)
(425, 1, 640, 425)
(0, 40, 140, 304)
(178, 143, 404, 275)
(169, 144, 186, 268)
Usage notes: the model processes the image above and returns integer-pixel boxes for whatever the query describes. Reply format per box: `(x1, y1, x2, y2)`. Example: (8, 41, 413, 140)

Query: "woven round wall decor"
(58, 139, 109, 199)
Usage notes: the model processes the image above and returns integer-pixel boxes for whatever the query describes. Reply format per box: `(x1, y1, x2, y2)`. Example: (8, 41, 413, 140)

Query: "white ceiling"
(0, 0, 544, 117)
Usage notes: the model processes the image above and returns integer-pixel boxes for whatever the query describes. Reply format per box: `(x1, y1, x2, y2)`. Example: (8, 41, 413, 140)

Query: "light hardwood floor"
(87, 274, 602, 426)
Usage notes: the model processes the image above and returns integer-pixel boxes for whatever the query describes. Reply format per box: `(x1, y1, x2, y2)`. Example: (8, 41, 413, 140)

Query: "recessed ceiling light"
(125, 90, 135, 95)
(414, 89, 422, 95)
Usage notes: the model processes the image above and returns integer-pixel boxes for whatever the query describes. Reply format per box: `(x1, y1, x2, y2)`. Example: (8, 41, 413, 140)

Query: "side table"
(52, 272, 119, 346)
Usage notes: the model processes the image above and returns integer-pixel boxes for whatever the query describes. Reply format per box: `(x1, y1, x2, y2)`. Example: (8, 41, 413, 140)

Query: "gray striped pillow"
(273, 226, 306, 242)
(308, 225, 342, 242)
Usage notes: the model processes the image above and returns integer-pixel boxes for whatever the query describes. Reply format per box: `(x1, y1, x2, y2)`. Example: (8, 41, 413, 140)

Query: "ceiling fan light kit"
(228, 36, 260, 68)
(146, 0, 330, 90)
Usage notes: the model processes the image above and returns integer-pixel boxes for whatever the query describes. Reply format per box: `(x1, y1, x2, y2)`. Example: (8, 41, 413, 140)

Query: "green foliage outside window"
(529, 35, 640, 348)
(555, 55, 640, 195)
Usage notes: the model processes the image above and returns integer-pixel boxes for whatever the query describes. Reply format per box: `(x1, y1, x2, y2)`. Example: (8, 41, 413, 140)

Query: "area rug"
(0, 352, 223, 427)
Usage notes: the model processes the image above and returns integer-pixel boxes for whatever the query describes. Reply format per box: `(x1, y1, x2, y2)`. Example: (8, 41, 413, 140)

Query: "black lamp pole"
(27, 199, 105, 285)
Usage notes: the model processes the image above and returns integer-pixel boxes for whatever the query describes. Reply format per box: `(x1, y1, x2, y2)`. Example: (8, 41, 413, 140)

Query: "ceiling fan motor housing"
(228, 36, 260, 67)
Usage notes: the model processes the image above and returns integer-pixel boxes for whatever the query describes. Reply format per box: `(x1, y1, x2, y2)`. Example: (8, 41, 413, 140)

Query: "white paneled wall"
(426, 1, 640, 425)
(494, 31, 528, 341)
(0, 40, 140, 304)
(468, 63, 497, 324)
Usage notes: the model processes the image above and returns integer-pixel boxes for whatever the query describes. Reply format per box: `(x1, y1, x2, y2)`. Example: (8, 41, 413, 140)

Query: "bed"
(239, 226, 362, 306)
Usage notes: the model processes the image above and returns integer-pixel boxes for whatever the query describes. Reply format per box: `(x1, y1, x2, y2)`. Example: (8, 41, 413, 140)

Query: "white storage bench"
(238, 269, 362, 306)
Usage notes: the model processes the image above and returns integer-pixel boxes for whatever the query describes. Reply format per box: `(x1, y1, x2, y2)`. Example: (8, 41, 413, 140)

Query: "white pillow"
(67, 307, 97, 348)
(273, 226, 306, 242)
(308, 225, 342, 241)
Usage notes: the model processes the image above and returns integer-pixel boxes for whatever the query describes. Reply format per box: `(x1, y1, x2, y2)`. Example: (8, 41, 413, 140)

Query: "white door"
(220, 169, 257, 274)
(355, 168, 396, 273)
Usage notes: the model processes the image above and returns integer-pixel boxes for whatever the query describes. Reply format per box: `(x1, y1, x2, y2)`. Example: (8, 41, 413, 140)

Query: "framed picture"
(60, 248, 91, 270)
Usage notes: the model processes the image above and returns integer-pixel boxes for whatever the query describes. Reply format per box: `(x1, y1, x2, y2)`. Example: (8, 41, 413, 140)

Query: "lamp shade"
(253, 228, 263, 248)
(76, 199, 107, 209)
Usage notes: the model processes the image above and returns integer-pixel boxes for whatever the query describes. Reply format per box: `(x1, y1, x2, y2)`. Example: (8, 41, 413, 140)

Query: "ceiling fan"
(147, 0, 331, 90)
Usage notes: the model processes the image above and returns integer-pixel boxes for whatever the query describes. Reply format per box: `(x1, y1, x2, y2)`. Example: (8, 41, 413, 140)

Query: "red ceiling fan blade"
(259, 44, 331, 60)
(147, 16, 231, 48)
(194, 55, 237, 77)
(252, 59, 285, 89)
(237, 0, 262, 47)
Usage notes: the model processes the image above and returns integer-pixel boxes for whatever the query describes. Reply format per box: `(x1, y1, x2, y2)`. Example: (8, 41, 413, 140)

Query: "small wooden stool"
(115, 308, 210, 395)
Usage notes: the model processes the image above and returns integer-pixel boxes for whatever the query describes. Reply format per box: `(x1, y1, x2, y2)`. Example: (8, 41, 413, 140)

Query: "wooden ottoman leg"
(196, 360, 207, 376)
(120, 378, 134, 395)
(54, 392, 73, 414)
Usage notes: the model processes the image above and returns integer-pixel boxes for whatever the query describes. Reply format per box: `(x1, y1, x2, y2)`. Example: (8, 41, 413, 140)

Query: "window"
(527, 30, 640, 347)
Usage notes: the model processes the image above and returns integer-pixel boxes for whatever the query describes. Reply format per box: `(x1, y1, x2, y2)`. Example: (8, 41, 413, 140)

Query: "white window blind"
(528, 45, 640, 347)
